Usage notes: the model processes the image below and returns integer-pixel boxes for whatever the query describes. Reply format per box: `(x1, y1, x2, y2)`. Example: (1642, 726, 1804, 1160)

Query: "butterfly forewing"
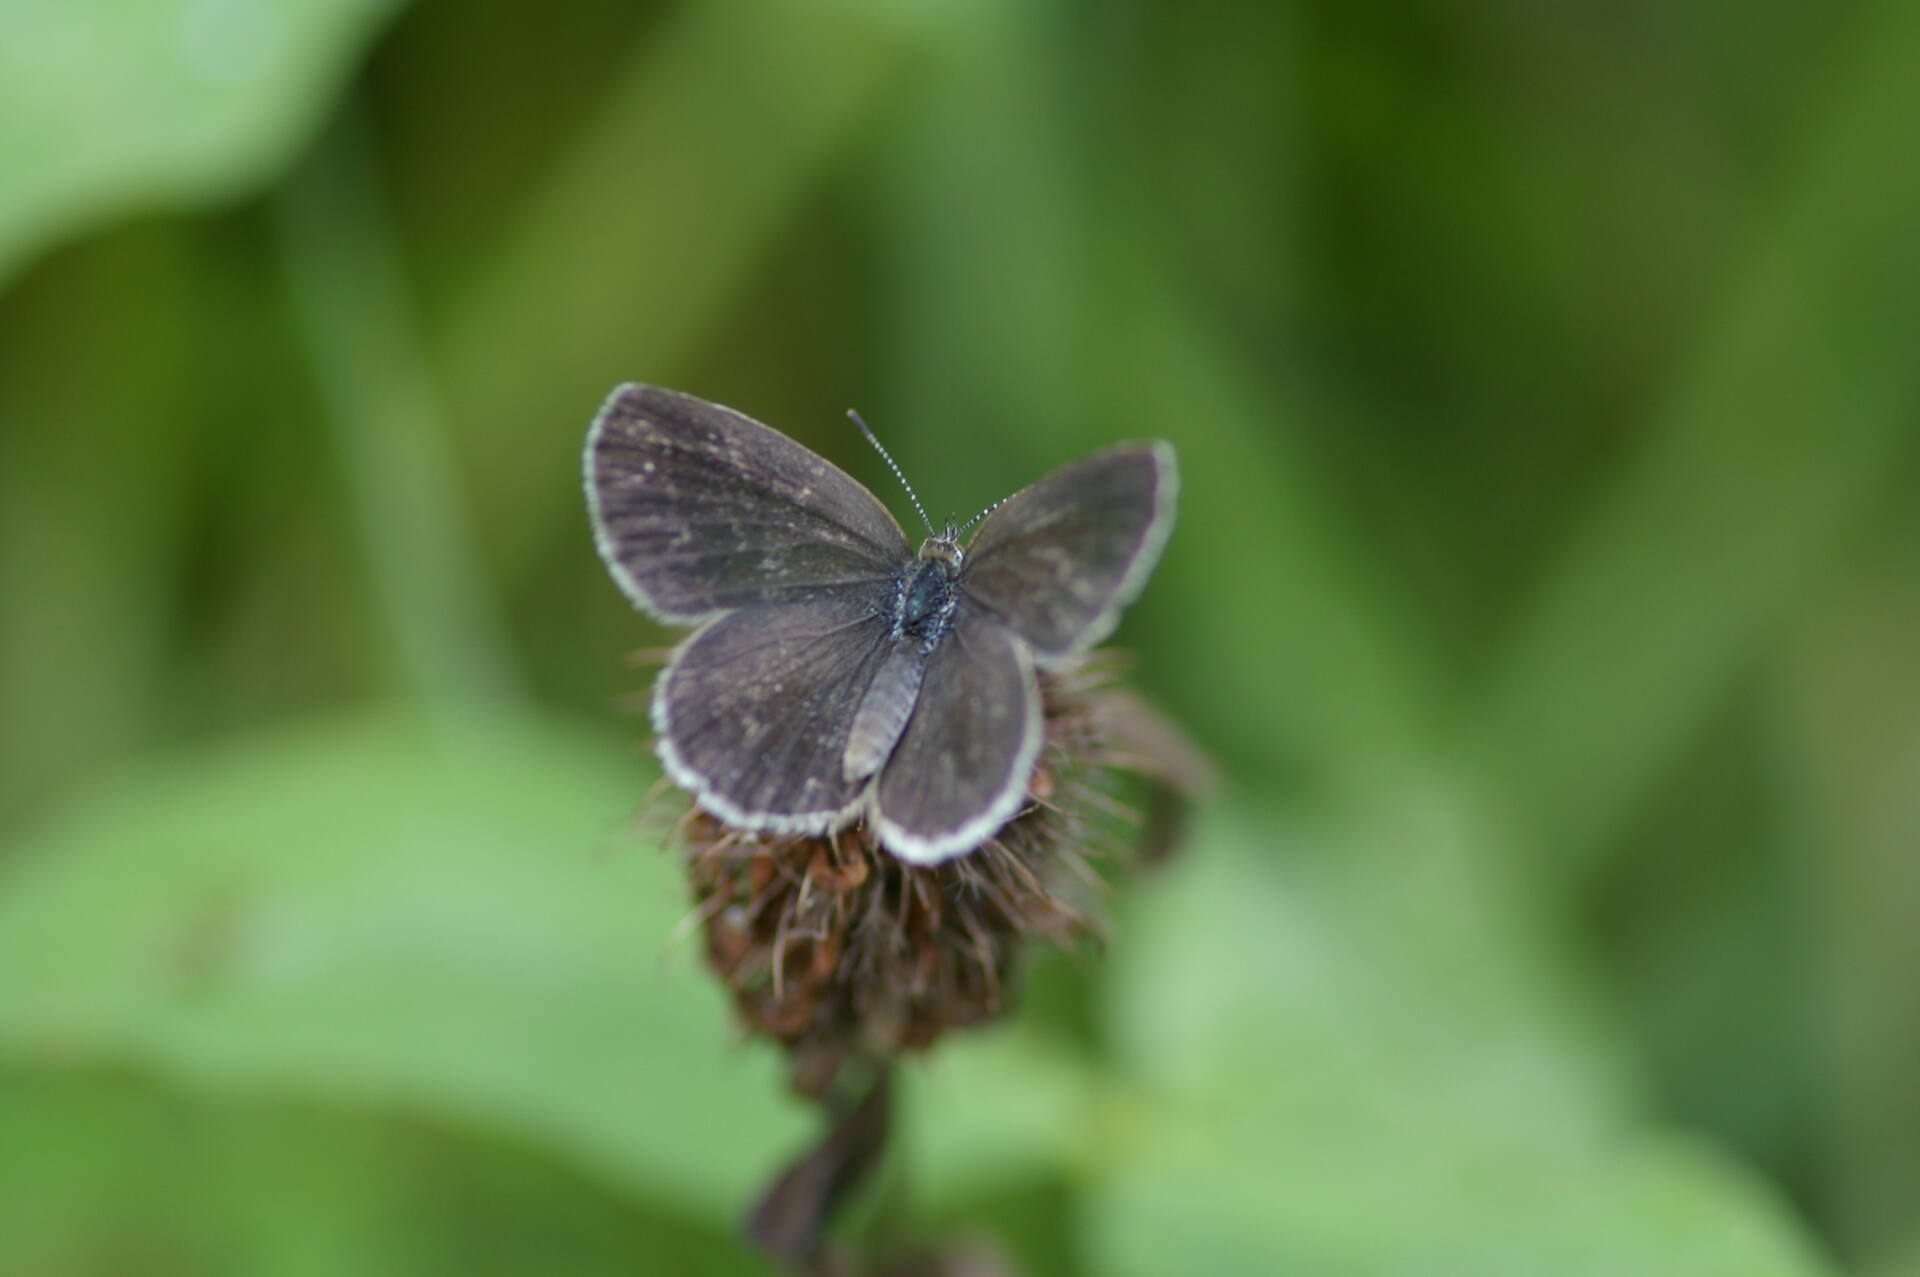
(871, 614, 1042, 864)
(588, 384, 911, 623)
(656, 584, 898, 832)
(960, 443, 1176, 662)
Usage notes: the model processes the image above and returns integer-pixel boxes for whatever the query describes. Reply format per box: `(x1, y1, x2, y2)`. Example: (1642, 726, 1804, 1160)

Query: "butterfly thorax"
(897, 536, 964, 647)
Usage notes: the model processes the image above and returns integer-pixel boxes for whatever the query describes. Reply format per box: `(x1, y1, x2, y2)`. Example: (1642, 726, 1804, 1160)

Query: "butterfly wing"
(587, 384, 911, 623)
(960, 442, 1176, 663)
(870, 613, 1042, 864)
(655, 583, 898, 832)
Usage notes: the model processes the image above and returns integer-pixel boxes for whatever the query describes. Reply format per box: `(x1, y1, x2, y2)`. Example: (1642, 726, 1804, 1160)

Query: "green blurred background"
(3, 0, 1918, 1273)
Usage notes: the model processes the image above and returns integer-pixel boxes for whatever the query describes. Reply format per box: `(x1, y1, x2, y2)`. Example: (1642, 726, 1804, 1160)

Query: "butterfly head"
(917, 519, 965, 570)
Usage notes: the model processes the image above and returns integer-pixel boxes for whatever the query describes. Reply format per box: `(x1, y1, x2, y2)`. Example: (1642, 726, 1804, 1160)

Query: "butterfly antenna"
(848, 409, 935, 537)
(959, 495, 1008, 534)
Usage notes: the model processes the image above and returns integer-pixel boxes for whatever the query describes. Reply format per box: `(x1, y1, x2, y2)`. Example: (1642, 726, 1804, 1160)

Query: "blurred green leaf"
(1083, 808, 1837, 1275)
(1112, 285, 1447, 792)
(1870, 1229, 1920, 1277)
(0, 0, 401, 288)
(1472, 0, 1920, 887)
(0, 711, 807, 1224)
(0, 1071, 754, 1276)
(906, 1024, 1101, 1208)
(1779, 519, 1920, 1265)
(278, 111, 527, 718)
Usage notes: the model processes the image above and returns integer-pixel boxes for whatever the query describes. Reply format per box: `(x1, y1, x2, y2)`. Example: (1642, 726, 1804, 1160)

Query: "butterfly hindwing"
(871, 613, 1042, 864)
(655, 584, 897, 832)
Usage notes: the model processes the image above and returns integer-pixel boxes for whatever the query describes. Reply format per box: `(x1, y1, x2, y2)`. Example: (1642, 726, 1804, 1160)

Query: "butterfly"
(584, 384, 1176, 864)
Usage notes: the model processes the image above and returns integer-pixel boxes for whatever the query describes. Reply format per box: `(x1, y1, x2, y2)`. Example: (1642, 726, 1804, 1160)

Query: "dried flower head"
(653, 652, 1210, 1101)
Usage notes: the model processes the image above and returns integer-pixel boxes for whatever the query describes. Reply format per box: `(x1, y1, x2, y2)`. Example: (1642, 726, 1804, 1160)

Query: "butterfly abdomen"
(842, 648, 927, 782)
